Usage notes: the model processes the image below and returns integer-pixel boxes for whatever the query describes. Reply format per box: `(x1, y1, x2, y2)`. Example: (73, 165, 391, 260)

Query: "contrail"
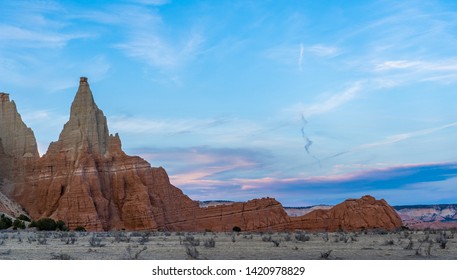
(298, 43, 304, 71)
(322, 150, 350, 160)
(300, 114, 307, 140)
(300, 113, 321, 166)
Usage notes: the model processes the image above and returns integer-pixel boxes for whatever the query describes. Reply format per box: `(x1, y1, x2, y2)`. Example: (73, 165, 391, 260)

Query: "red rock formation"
(166, 197, 291, 232)
(0, 92, 39, 181)
(1, 92, 38, 218)
(3, 78, 403, 232)
(12, 78, 192, 230)
(289, 195, 403, 231)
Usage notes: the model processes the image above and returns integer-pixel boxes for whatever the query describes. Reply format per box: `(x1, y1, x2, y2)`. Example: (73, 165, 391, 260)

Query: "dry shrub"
(204, 238, 216, 248)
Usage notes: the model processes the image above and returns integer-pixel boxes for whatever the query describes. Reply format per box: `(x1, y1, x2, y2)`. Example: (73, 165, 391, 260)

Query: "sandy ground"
(0, 229, 456, 260)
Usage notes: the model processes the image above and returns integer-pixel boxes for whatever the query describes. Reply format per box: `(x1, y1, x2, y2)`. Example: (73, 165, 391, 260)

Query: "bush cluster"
(13, 219, 26, 230)
(0, 214, 13, 230)
(0, 214, 30, 229)
(74, 226, 86, 232)
(17, 214, 31, 222)
(29, 218, 68, 231)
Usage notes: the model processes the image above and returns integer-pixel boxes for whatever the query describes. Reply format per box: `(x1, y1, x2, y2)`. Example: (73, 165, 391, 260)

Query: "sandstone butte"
(0, 78, 403, 232)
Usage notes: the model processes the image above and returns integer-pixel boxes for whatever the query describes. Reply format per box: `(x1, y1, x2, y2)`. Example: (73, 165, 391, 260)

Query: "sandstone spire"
(0, 93, 39, 159)
(48, 77, 110, 157)
(0, 92, 39, 180)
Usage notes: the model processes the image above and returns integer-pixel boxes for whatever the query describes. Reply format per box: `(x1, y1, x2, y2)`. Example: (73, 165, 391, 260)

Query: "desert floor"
(0, 229, 456, 260)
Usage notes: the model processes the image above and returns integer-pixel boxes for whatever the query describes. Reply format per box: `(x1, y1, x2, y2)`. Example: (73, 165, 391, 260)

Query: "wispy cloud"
(128, 146, 274, 199)
(359, 121, 457, 150)
(0, 2, 108, 91)
(71, 4, 206, 72)
(373, 59, 457, 84)
(0, 53, 111, 92)
(289, 82, 363, 118)
(325, 1, 457, 90)
(374, 60, 422, 71)
(0, 1, 92, 49)
(0, 24, 90, 48)
(320, 121, 457, 162)
(374, 59, 457, 74)
(132, 146, 272, 172)
(265, 43, 340, 69)
(308, 44, 340, 57)
(109, 116, 228, 135)
(109, 115, 296, 152)
(116, 32, 204, 69)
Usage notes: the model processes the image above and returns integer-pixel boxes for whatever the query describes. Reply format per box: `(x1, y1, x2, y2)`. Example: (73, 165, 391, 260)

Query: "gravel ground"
(0, 229, 456, 260)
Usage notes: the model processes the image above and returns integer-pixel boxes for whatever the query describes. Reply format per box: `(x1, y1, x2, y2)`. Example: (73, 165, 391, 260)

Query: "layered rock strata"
(3, 78, 403, 232)
(0, 93, 39, 180)
(289, 195, 403, 231)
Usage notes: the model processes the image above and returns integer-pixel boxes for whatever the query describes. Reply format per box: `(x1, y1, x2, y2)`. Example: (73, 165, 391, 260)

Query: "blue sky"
(1, 0, 457, 206)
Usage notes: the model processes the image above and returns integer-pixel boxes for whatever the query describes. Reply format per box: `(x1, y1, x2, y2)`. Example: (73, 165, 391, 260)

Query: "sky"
(1, 0, 457, 206)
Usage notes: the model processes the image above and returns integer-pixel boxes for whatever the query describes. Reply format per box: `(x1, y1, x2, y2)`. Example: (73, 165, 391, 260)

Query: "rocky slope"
(0, 190, 27, 218)
(2, 78, 403, 232)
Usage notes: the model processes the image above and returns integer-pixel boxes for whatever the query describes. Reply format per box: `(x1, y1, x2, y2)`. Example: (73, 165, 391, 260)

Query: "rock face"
(0, 92, 38, 217)
(289, 195, 403, 231)
(0, 93, 39, 181)
(167, 198, 291, 232)
(3, 78, 403, 232)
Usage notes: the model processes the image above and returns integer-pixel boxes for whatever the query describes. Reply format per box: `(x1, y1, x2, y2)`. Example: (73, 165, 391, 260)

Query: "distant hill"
(393, 204, 457, 229)
(393, 204, 457, 211)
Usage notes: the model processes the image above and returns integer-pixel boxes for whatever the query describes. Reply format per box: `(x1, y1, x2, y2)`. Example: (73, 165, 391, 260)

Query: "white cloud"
(374, 59, 457, 72)
(109, 116, 227, 135)
(335, 2, 457, 87)
(371, 58, 457, 85)
(322, 121, 457, 162)
(374, 60, 421, 71)
(0, 24, 91, 48)
(359, 121, 457, 150)
(289, 82, 363, 118)
(117, 32, 204, 69)
(0, 54, 111, 92)
(62, 4, 203, 72)
(308, 44, 340, 57)
(265, 43, 340, 69)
